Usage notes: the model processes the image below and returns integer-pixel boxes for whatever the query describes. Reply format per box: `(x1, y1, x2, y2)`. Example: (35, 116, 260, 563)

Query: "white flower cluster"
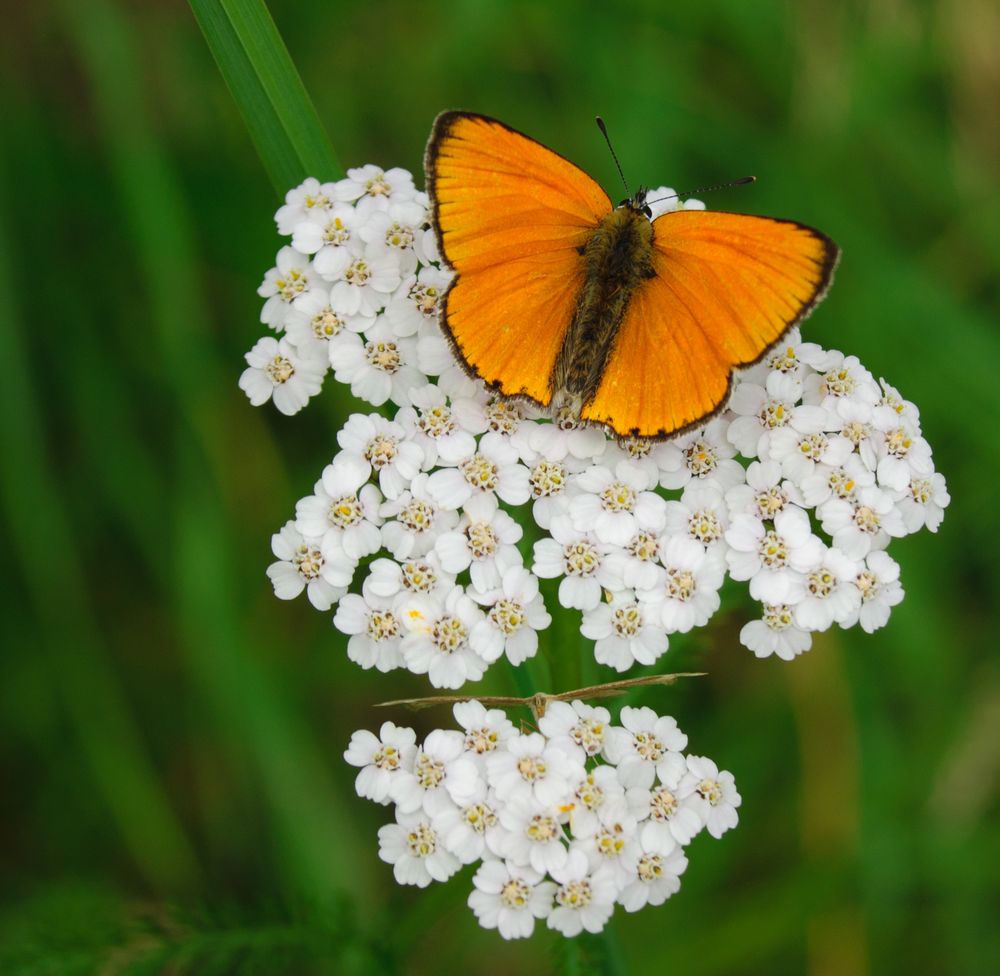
(346, 700, 738, 939)
(248, 167, 950, 683)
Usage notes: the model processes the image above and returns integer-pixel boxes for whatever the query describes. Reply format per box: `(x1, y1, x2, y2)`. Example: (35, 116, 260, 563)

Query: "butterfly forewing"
(580, 210, 838, 438)
(427, 112, 612, 405)
(427, 112, 840, 437)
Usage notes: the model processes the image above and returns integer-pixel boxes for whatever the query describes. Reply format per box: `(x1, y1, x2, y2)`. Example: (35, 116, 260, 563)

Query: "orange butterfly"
(424, 111, 840, 441)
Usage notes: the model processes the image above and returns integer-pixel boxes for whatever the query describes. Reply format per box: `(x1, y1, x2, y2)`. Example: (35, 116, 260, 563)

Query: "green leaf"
(188, 0, 341, 193)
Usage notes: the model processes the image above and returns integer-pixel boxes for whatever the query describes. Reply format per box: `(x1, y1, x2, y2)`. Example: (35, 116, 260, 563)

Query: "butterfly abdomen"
(553, 206, 656, 403)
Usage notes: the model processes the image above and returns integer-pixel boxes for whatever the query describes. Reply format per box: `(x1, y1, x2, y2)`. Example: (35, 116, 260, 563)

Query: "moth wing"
(427, 111, 613, 404)
(580, 210, 838, 438)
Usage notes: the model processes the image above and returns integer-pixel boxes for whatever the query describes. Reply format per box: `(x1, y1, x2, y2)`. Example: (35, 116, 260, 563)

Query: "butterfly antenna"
(595, 117, 630, 198)
(646, 175, 756, 207)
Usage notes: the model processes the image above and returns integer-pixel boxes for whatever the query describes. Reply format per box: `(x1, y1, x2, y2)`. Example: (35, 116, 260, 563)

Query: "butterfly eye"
(643, 205, 653, 218)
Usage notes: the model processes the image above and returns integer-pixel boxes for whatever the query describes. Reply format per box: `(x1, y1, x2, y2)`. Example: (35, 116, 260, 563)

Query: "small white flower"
(333, 592, 404, 672)
(544, 406, 611, 463)
(291, 203, 363, 276)
(639, 536, 726, 634)
(377, 808, 460, 888)
(336, 165, 417, 208)
(427, 432, 531, 510)
(726, 459, 792, 522)
(565, 765, 626, 839)
(797, 453, 874, 509)
(498, 796, 568, 876)
(766, 427, 854, 485)
(470, 565, 551, 665)
(897, 471, 950, 533)
(604, 435, 682, 488)
(453, 700, 517, 757)
(873, 424, 934, 492)
(843, 550, 904, 633)
(727, 370, 828, 459)
(449, 393, 521, 441)
(391, 728, 482, 815)
(486, 732, 585, 808)
(581, 597, 669, 672)
(818, 484, 905, 560)
(660, 420, 745, 491)
(258, 246, 322, 328)
(343, 722, 416, 804)
(547, 849, 617, 937)
(760, 331, 826, 380)
(533, 515, 616, 612)
(363, 554, 454, 603)
(647, 185, 706, 216)
(604, 707, 688, 789)
(409, 190, 440, 265)
(282, 286, 372, 359)
(324, 250, 403, 317)
(804, 351, 881, 408)
(663, 479, 730, 551)
(328, 326, 424, 407)
(239, 336, 326, 415)
(395, 383, 477, 466)
(398, 586, 489, 689)
(468, 859, 555, 940)
(434, 492, 524, 594)
(415, 326, 464, 383)
(538, 701, 611, 759)
(265, 521, 350, 610)
(358, 200, 428, 275)
(384, 267, 452, 339)
(832, 396, 879, 471)
(679, 756, 741, 839)
(874, 378, 922, 436)
(602, 527, 663, 591)
(569, 463, 667, 546)
(525, 452, 579, 530)
(379, 473, 459, 560)
(559, 763, 625, 838)
(274, 177, 338, 235)
(576, 803, 641, 888)
(295, 459, 383, 559)
(337, 413, 424, 499)
(739, 603, 813, 661)
(725, 507, 823, 604)
(794, 546, 862, 632)
(434, 792, 504, 864)
(629, 751, 704, 849)
(618, 840, 687, 912)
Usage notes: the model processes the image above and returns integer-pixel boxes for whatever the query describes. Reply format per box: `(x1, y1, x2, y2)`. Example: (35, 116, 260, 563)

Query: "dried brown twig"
(375, 672, 705, 719)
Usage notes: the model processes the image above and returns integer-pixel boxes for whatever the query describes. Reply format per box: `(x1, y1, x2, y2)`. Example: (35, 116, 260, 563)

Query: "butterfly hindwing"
(427, 111, 613, 405)
(580, 210, 838, 438)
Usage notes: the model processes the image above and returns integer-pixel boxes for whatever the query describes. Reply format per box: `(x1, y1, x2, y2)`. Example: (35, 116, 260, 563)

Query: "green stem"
(189, 0, 341, 192)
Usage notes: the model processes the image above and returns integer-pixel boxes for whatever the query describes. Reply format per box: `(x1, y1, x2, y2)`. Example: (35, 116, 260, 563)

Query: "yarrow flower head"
(244, 161, 951, 945)
(348, 701, 734, 939)
(244, 167, 948, 682)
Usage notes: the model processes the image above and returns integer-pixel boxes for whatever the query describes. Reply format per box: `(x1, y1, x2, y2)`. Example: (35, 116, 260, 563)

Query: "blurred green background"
(2, 1, 998, 973)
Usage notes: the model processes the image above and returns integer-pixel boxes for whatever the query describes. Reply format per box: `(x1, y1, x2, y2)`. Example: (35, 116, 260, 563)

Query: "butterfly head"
(618, 186, 652, 220)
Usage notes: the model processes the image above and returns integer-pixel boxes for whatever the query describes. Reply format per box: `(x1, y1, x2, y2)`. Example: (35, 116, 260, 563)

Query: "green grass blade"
(189, 0, 341, 192)
(62, 0, 368, 904)
(0, 151, 204, 896)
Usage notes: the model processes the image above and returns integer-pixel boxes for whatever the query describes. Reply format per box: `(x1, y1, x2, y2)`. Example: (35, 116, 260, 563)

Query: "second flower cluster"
(346, 700, 739, 939)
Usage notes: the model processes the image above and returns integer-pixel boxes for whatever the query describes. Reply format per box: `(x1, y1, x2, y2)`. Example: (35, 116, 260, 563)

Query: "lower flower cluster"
(345, 700, 739, 939)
